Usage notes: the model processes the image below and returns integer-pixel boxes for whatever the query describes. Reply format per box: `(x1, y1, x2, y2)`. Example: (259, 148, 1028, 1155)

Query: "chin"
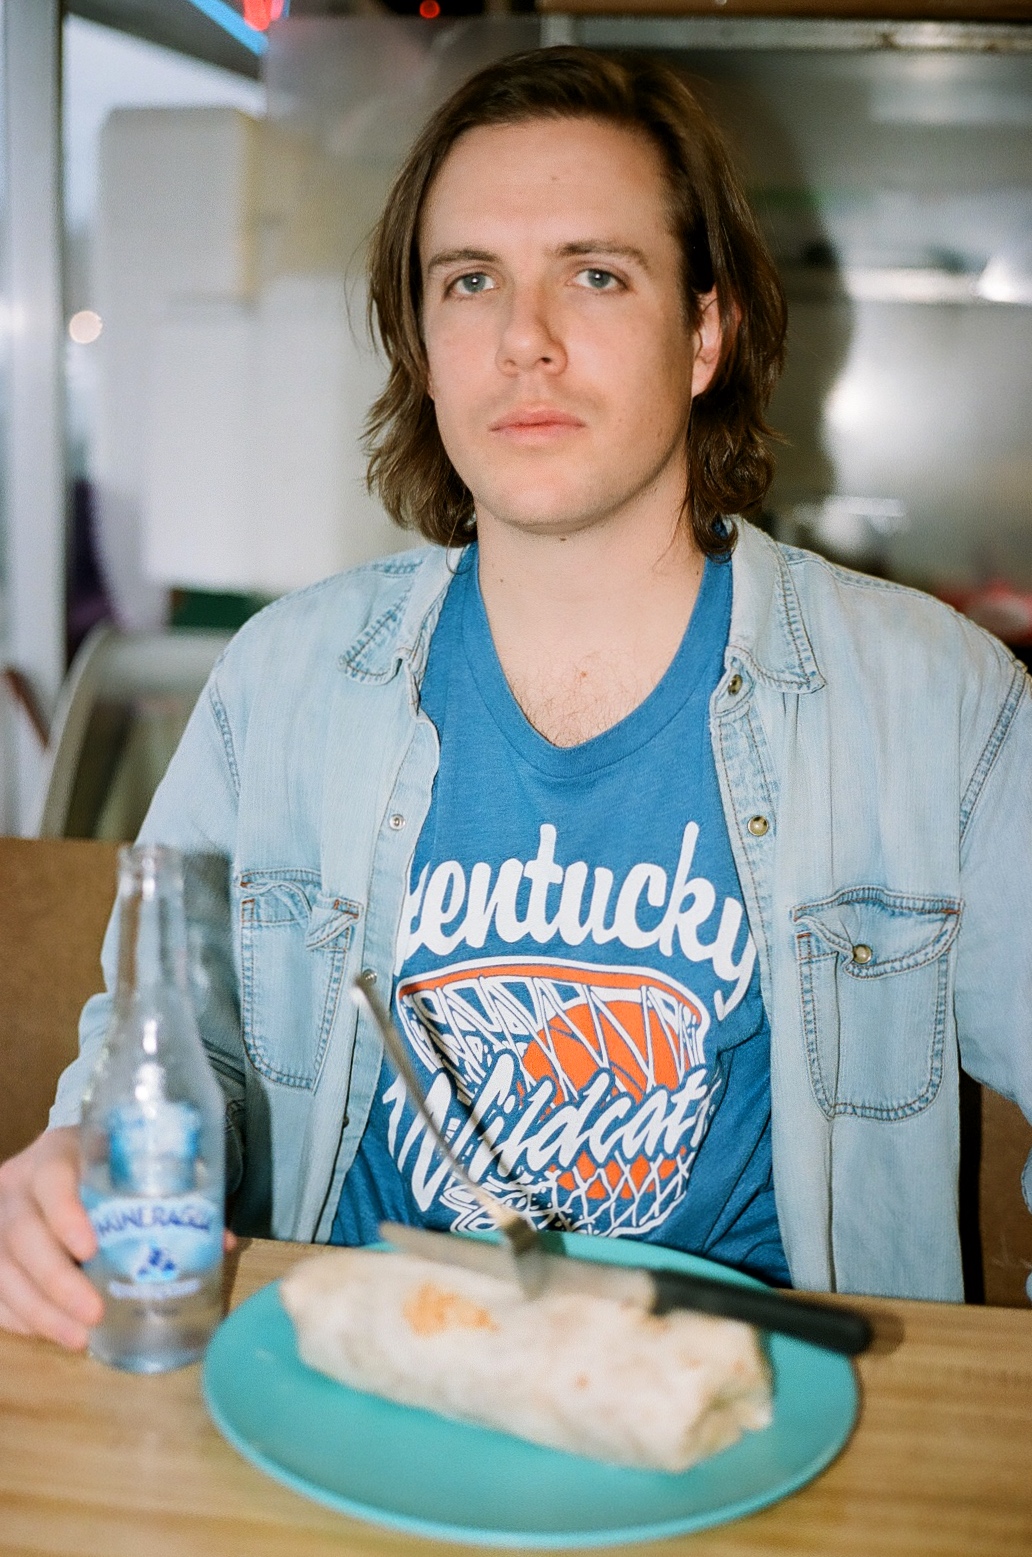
(478, 484, 614, 538)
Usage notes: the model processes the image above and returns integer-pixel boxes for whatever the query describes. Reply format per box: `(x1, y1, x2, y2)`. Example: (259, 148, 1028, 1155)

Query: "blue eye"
(582, 268, 618, 290)
(453, 272, 492, 295)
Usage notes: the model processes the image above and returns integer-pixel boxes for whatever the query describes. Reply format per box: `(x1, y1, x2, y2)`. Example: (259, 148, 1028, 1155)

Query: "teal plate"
(203, 1233, 858, 1547)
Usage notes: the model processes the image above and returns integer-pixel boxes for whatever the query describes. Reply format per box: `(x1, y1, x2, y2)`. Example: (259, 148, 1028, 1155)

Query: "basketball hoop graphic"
(394, 958, 718, 1237)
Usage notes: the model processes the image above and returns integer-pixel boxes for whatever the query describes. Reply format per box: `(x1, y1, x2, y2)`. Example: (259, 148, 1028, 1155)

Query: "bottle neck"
(114, 845, 190, 1006)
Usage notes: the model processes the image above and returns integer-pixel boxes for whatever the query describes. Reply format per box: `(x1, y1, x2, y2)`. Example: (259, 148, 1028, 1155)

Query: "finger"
(33, 1153, 97, 1264)
(6, 1214, 104, 1329)
(0, 1294, 32, 1337)
(0, 1253, 92, 1350)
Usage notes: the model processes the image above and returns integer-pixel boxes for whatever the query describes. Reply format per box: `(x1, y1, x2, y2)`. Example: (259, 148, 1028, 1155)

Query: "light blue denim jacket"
(52, 522, 1032, 1300)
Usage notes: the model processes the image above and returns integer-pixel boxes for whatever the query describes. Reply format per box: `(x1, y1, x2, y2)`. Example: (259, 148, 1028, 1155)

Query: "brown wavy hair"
(365, 46, 787, 555)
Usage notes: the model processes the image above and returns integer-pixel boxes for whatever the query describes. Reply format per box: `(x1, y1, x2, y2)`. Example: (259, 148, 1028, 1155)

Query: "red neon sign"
(243, 0, 285, 29)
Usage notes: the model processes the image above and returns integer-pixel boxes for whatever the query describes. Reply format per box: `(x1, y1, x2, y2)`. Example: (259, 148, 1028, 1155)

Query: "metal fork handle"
(351, 972, 539, 1249)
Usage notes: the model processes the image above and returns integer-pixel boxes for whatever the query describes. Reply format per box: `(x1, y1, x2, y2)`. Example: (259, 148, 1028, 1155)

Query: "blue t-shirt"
(332, 548, 788, 1284)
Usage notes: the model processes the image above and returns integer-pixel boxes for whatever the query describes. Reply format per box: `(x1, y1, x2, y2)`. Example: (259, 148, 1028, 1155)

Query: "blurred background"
(0, 1, 1030, 839)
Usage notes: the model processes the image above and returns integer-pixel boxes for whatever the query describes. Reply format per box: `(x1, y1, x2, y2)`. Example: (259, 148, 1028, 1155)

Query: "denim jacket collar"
(728, 523, 825, 694)
(338, 546, 458, 685)
(338, 524, 825, 696)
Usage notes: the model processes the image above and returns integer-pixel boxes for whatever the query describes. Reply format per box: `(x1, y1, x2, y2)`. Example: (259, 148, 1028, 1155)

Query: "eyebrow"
(424, 240, 652, 274)
(557, 240, 652, 270)
(425, 247, 496, 274)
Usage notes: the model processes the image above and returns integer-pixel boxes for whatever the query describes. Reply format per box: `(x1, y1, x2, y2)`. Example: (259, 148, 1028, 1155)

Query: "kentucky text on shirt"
(400, 821, 756, 1019)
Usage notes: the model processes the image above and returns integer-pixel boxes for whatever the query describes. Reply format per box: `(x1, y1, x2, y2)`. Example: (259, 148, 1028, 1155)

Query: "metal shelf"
(539, 15, 1032, 51)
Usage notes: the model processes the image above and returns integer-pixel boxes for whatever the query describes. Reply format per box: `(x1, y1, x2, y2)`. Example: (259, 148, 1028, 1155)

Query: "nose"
(496, 282, 567, 376)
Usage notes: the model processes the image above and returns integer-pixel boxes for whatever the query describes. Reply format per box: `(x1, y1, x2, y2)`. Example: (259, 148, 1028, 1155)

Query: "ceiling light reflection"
(68, 309, 103, 344)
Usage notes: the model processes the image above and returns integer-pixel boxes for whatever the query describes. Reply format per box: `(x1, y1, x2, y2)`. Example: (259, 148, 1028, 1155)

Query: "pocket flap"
(239, 870, 319, 927)
(792, 887, 961, 975)
(305, 891, 361, 951)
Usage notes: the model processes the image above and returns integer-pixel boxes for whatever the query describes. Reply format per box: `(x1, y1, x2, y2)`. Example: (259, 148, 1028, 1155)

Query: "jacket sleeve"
(48, 665, 246, 1196)
(953, 656, 1032, 1218)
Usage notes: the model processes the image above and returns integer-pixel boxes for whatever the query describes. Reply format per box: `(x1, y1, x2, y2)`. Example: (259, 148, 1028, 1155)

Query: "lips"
(489, 407, 586, 434)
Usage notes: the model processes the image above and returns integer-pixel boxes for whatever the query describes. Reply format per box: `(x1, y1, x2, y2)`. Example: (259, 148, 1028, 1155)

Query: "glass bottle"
(79, 844, 225, 1371)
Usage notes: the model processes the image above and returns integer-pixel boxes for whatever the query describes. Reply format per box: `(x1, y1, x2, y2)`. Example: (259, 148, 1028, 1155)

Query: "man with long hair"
(3, 48, 1030, 1347)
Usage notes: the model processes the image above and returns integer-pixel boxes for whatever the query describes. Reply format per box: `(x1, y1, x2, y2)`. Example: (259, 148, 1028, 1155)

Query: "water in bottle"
(79, 844, 225, 1371)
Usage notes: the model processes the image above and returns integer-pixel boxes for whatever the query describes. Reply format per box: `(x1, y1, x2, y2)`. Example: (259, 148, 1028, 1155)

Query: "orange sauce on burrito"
(403, 1281, 500, 1337)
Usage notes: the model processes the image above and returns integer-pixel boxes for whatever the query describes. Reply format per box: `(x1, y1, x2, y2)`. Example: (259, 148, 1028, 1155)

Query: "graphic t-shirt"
(332, 548, 788, 1283)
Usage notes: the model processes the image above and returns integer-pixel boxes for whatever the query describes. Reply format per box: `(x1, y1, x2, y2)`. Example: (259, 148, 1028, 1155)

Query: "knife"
(381, 1221, 873, 1357)
(351, 973, 871, 1357)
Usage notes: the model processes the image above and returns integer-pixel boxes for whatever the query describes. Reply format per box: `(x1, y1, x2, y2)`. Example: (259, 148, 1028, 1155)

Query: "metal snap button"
(747, 815, 769, 837)
(852, 944, 873, 965)
(388, 813, 406, 830)
(727, 674, 743, 695)
(361, 968, 377, 984)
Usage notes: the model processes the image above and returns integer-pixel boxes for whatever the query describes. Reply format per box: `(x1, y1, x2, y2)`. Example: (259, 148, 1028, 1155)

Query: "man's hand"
(0, 1127, 102, 1350)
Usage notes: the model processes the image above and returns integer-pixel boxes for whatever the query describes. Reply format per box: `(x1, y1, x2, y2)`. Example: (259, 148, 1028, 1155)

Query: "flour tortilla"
(279, 1248, 772, 1472)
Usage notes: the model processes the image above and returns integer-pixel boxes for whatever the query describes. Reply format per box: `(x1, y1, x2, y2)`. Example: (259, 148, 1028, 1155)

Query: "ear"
(690, 289, 725, 399)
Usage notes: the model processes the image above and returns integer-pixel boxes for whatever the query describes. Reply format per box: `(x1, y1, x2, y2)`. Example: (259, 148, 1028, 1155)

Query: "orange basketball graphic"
(395, 958, 716, 1235)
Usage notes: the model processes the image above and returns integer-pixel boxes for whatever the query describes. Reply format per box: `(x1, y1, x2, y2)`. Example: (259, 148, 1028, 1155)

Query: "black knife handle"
(651, 1269, 873, 1357)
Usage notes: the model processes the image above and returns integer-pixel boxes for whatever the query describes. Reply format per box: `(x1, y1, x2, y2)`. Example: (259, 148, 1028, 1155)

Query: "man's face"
(419, 115, 721, 541)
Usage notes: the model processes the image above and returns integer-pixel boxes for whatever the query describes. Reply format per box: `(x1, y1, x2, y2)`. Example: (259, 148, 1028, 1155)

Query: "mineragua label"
(84, 1191, 220, 1299)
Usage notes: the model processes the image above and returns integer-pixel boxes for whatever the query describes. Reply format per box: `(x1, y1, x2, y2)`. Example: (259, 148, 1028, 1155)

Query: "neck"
(473, 492, 707, 747)
(477, 504, 703, 631)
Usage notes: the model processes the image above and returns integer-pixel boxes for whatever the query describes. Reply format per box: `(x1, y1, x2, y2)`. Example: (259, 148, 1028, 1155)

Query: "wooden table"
(2, 1239, 1031, 1557)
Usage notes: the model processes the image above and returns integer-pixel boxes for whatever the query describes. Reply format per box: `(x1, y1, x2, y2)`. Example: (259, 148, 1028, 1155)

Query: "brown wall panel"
(0, 837, 118, 1161)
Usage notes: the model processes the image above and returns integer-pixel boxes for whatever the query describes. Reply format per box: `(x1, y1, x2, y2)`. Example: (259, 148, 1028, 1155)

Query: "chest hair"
(504, 651, 664, 747)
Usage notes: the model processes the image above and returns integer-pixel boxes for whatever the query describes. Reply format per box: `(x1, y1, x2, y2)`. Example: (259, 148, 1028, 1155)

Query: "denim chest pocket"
(238, 871, 361, 1089)
(792, 887, 961, 1120)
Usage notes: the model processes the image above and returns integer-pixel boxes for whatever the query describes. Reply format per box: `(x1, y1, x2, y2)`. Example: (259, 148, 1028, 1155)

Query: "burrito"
(279, 1248, 773, 1472)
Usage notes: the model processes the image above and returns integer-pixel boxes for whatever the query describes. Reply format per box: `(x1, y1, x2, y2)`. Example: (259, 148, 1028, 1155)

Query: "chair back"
(38, 626, 230, 840)
(979, 1087, 1032, 1307)
(0, 837, 118, 1162)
